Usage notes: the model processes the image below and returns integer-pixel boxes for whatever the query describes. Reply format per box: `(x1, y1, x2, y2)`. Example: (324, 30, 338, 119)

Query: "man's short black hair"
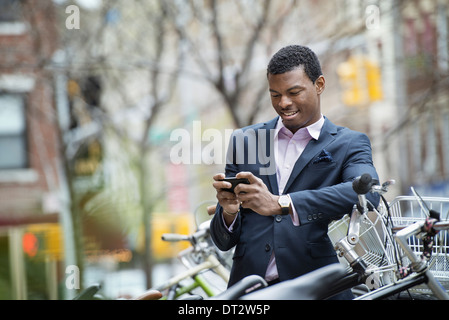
(267, 45, 323, 83)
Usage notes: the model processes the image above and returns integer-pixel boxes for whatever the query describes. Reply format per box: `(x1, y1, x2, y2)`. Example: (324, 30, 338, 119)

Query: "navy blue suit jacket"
(210, 117, 379, 294)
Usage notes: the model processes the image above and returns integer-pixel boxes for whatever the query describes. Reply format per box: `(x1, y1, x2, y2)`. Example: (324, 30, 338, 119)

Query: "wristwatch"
(278, 195, 291, 215)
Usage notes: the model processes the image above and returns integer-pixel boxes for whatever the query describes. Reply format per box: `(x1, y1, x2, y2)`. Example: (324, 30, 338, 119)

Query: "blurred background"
(0, 0, 448, 299)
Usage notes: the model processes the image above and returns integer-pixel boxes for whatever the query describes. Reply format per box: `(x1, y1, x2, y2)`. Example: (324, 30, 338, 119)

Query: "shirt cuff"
(287, 194, 300, 226)
(221, 208, 239, 232)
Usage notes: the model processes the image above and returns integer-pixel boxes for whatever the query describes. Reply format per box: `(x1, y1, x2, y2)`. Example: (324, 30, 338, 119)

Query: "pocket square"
(313, 149, 334, 164)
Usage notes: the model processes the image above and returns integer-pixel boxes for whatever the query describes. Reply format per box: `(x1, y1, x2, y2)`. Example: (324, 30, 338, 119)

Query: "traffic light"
(365, 59, 383, 102)
(23, 223, 64, 260)
(22, 232, 39, 257)
(337, 56, 383, 107)
(337, 56, 365, 107)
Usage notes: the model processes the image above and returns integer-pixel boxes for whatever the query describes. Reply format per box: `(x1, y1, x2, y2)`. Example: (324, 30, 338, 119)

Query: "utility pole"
(52, 50, 78, 299)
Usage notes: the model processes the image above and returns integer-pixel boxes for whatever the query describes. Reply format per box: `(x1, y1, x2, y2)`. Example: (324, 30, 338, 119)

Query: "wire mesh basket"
(328, 207, 398, 286)
(385, 196, 449, 293)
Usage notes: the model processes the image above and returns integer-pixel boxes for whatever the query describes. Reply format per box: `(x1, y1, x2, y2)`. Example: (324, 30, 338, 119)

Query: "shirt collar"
(274, 114, 324, 141)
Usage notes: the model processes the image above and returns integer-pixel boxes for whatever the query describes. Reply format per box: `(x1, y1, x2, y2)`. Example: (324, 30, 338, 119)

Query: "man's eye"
(290, 91, 301, 95)
(271, 94, 280, 98)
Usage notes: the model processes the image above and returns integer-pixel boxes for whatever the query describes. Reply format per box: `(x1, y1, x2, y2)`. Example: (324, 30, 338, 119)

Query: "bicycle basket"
(328, 208, 398, 286)
(385, 196, 449, 293)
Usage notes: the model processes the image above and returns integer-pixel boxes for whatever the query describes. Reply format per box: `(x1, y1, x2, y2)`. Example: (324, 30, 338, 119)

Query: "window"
(0, 93, 28, 169)
(0, 0, 22, 23)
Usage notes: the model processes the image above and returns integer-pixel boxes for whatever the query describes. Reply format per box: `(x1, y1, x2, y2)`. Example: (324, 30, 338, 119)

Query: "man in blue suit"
(210, 45, 379, 299)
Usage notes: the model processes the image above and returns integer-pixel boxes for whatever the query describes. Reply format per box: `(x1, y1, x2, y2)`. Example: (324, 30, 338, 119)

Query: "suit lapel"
(283, 118, 338, 194)
(258, 117, 279, 195)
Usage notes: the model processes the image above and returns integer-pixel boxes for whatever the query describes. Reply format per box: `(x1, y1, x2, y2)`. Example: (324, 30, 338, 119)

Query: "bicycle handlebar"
(396, 219, 449, 243)
(162, 225, 209, 243)
(162, 233, 191, 242)
(433, 221, 449, 231)
(352, 173, 378, 195)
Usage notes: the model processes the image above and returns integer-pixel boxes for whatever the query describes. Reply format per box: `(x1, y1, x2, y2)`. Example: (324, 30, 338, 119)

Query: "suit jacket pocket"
(308, 162, 337, 170)
(308, 241, 336, 258)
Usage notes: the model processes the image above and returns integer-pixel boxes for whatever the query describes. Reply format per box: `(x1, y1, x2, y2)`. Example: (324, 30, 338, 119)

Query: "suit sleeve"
(290, 132, 380, 225)
(210, 131, 242, 251)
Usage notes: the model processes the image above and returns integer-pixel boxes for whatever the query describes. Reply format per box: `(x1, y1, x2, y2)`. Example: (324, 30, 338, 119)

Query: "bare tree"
(54, 0, 186, 289)
(163, 0, 301, 128)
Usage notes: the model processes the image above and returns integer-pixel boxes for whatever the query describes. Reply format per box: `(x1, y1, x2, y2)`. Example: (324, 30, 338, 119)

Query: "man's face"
(268, 67, 325, 134)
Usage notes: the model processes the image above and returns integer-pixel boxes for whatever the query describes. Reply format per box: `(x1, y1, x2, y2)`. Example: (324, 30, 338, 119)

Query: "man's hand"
(233, 172, 281, 216)
(213, 173, 241, 225)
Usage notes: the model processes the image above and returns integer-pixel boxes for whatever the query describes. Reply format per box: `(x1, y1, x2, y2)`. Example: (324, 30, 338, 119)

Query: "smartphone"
(220, 177, 250, 193)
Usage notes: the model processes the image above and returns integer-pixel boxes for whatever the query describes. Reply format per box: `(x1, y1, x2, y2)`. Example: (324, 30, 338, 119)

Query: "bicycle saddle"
(240, 263, 347, 300)
(133, 289, 163, 300)
(211, 275, 268, 300)
(73, 284, 103, 300)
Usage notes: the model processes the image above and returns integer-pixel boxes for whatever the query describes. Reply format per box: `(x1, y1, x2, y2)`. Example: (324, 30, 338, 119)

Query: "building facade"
(0, 0, 61, 299)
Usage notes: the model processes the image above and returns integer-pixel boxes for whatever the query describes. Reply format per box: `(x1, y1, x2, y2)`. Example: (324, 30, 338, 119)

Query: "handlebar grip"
(352, 173, 373, 195)
(161, 233, 190, 242)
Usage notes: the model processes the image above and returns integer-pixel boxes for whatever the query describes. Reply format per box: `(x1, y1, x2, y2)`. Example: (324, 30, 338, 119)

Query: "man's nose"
(279, 95, 292, 108)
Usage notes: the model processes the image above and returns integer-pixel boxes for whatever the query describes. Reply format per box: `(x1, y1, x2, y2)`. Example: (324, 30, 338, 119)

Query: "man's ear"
(315, 75, 325, 95)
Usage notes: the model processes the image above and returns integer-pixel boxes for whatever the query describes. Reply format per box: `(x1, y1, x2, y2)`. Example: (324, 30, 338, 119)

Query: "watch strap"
(280, 205, 289, 215)
(279, 195, 291, 215)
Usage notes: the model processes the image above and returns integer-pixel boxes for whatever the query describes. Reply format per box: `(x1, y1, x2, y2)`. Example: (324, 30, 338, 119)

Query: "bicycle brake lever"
(382, 179, 395, 188)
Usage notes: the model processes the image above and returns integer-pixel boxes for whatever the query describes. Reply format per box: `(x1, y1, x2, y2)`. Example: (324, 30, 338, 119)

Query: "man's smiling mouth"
(281, 111, 298, 117)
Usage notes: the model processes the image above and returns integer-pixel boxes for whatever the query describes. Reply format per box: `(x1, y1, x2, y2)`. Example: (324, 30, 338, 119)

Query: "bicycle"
(227, 174, 449, 300)
(74, 201, 233, 300)
(149, 219, 230, 300)
(134, 200, 238, 300)
(220, 211, 449, 300)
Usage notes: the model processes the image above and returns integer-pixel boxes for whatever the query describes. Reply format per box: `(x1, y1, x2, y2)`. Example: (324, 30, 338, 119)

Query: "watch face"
(279, 195, 290, 206)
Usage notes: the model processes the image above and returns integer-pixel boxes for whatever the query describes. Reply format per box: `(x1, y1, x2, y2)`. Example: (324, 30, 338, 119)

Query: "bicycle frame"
(155, 254, 229, 299)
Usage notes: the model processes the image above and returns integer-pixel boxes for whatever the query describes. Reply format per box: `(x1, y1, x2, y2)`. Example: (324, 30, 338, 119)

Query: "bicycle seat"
(211, 275, 268, 300)
(133, 289, 163, 300)
(240, 263, 347, 300)
(73, 284, 103, 300)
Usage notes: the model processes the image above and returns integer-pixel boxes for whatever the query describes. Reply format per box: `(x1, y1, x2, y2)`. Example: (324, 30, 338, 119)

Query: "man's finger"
(213, 173, 226, 181)
(234, 182, 250, 195)
(213, 180, 233, 192)
(236, 171, 259, 184)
